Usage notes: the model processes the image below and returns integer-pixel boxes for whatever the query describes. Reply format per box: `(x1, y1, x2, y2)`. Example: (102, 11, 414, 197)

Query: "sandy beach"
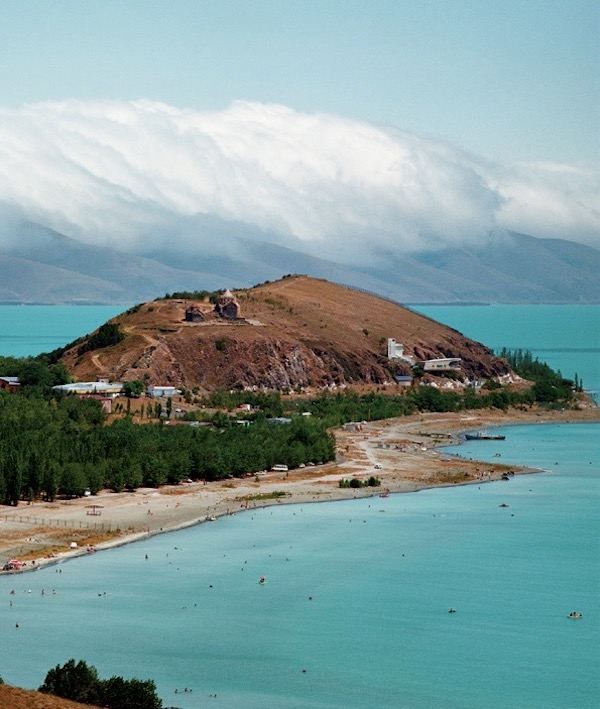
(1, 405, 598, 572)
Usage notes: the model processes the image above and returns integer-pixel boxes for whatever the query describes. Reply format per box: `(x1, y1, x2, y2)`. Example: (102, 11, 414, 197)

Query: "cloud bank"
(0, 99, 597, 264)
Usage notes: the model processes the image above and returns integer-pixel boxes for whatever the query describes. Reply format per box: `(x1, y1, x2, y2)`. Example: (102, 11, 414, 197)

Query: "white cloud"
(490, 161, 600, 244)
(0, 99, 597, 264)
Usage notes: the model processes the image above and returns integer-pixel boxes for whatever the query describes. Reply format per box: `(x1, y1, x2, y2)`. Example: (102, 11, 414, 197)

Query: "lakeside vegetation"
(39, 659, 161, 709)
(0, 348, 583, 506)
(339, 476, 381, 488)
(497, 347, 583, 400)
(0, 390, 334, 504)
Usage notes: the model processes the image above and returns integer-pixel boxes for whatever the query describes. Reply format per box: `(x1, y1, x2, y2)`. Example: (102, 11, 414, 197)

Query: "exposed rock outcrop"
(61, 276, 514, 391)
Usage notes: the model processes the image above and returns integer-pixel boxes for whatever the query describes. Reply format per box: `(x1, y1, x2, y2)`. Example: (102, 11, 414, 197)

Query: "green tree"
(39, 659, 162, 709)
(41, 462, 59, 502)
(106, 465, 125, 493)
(123, 460, 143, 491)
(60, 462, 86, 499)
(98, 675, 162, 709)
(83, 461, 105, 494)
(3, 450, 23, 506)
(124, 380, 144, 398)
(39, 659, 101, 704)
(77, 323, 125, 355)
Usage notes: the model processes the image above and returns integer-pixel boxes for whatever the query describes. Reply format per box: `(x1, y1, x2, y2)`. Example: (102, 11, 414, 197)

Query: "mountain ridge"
(1, 220, 598, 304)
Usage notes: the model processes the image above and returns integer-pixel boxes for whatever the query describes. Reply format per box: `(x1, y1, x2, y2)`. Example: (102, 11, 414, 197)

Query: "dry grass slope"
(62, 275, 512, 391)
(0, 685, 101, 709)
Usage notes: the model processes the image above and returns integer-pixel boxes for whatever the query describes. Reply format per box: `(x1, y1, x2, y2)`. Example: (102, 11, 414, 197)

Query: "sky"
(0, 0, 597, 164)
(0, 1, 597, 259)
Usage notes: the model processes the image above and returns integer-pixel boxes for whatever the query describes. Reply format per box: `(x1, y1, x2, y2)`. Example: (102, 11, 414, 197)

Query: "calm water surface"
(1, 422, 598, 708)
(0, 305, 125, 357)
(414, 304, 599, 400)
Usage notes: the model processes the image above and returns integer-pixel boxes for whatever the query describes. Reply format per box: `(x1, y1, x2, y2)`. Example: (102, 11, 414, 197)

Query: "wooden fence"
(0, 515, 119, 532)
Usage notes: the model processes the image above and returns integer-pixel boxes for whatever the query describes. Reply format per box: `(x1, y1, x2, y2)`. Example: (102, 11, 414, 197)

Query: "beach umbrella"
(86, 504, 104, 516)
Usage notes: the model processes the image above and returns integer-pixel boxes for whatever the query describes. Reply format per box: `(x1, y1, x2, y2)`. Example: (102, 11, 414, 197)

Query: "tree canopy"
(39, 659, 162, 709)
(0, 348, 578, 506)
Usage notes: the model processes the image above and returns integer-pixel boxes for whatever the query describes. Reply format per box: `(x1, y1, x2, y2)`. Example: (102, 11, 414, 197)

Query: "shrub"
(78, 323, 125, 355)
(39, 658, 162, 709)
(339, 476, 380, 488)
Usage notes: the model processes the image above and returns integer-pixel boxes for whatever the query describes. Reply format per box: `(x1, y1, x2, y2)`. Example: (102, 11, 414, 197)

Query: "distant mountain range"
(1, 220, 598, 304)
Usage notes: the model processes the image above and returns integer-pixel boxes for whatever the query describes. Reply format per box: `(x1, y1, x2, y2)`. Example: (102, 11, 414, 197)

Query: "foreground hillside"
(62, 275, 513, 391)
(0, 685, 101, 709)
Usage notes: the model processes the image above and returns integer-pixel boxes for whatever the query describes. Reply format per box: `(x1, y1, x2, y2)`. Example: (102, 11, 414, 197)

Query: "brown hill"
(62, 275, 513, 391)
(0, 685, 101, 709)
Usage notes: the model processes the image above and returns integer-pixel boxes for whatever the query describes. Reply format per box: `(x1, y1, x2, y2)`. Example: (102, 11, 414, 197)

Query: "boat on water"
(465, 431, 506, 441)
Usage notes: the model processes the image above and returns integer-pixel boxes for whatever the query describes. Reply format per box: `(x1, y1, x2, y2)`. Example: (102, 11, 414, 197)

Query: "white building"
(387, 338, 415, 364)
(147, 385, 177, 398)
(52, 382, 124, 398)
(421, 358, 461, 372)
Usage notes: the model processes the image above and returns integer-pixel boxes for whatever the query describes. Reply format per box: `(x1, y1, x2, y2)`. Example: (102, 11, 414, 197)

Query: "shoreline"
(1, 405, 598, 574)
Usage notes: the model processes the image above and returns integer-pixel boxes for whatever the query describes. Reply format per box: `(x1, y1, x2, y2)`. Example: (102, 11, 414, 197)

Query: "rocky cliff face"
(62, 276, 514, 391)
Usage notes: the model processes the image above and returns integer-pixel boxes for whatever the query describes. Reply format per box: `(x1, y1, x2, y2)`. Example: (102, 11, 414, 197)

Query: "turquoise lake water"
(0, 305, 124, 358)
(414, 304, 599, 400)
(0, 304, 598, 708)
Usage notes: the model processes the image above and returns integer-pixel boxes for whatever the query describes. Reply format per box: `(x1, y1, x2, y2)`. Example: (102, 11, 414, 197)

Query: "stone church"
(214, 289, 241, 319)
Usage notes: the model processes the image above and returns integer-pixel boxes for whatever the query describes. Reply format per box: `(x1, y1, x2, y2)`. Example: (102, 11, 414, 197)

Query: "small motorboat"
(568, 611, 583, 619)
(465, 431, 506, 441)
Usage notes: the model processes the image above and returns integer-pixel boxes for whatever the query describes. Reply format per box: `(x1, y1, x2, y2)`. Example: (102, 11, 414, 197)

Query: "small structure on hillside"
(52, 382, 124, 398)
(184, 305, 204, 322)
(78, 394, 113, 414)
(147, 385, 177, 398)
(387, 339, 414, 364)
(421, 357, 461, 372)
(0, 376, 20, 393)
(344, 422, 363, 431)
(214, 289, 241, 319)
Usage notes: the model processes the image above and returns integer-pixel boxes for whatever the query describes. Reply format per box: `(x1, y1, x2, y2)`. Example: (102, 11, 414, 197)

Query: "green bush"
(338, 476, 380, 488)
(124, 380, 144, 398)
(39, 658, 162, 709)
(78, 323, 125, 355)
